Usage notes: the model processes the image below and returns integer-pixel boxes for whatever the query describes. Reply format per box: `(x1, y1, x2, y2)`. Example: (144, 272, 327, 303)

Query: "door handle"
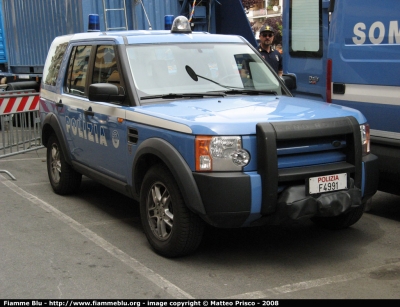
(84, 106, 94, 116)
(55, 99, 63, 107)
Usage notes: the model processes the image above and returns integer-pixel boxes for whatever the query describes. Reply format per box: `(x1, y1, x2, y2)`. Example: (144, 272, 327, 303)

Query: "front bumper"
(193, 153, 379, 228)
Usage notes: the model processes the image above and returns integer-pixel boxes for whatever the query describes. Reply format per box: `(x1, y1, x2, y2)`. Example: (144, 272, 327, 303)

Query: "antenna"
(139, 0, 152, 30)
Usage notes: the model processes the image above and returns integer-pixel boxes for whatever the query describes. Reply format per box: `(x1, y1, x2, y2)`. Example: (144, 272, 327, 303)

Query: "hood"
(133, 95, 366, 135)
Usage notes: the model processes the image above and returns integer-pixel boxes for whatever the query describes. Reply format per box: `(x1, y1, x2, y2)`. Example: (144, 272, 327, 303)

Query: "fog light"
(231, 149, 250, 166)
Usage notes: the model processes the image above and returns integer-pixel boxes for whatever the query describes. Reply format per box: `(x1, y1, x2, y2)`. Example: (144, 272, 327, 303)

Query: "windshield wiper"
(185, 65, 277, 95)
(186, 65, 231, 89)
(141, 92, 225, 100)
(223, 89, 277, 95)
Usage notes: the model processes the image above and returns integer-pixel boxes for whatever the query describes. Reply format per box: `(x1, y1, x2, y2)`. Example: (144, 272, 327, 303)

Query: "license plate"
(308, 173, 348, 194)
(17, 74, 30, 79)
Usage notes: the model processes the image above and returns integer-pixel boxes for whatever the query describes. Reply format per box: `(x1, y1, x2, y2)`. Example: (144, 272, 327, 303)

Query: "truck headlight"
(195, 136, 250, 171)
(360, 124, 370, 156)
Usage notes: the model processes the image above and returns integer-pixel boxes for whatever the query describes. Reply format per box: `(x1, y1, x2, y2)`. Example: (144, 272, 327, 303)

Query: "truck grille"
(256, 116, 362, 215)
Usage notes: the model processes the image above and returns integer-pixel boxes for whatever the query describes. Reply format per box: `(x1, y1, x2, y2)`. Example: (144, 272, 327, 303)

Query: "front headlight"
(195, 136, 250, 171)
(360, 124, 370, 156)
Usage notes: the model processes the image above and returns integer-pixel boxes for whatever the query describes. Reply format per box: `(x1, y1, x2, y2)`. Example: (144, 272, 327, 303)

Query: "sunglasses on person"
(261, 32, 274, 38)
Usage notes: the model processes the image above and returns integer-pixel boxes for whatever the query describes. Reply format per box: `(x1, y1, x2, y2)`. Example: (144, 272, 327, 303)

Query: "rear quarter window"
(42, 36, 71, 86)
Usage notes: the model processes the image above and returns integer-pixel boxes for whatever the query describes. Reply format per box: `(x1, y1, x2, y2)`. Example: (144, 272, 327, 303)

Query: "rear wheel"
(47, 134, 82, 195)
(140, 164, 204, 257)
(311, 203, 365, 230)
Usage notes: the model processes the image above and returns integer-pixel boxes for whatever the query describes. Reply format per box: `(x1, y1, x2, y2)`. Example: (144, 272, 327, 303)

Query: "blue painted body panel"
(330, 0, 400, 87)
(334, 100, 400, 134)
(132, 95, 366, 135)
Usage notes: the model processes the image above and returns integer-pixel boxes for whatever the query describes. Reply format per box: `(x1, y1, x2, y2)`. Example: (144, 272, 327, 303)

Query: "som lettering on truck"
(39, 15, 379, 257)
(282, 0, 400, 196)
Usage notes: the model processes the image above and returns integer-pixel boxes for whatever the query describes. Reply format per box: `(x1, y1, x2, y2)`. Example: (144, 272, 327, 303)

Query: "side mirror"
(281, 74, 297, 91)
(88, 83, 125, 102)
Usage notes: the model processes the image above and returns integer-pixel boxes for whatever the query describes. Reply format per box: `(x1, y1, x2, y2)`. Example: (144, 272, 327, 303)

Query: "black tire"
(311, 202, 365, 230)
(140, 164, 204, 257)
(46, 134, 82, 195)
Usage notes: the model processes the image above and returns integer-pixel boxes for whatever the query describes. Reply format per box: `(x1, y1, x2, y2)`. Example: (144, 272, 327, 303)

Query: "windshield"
(126, 43, 283, 100)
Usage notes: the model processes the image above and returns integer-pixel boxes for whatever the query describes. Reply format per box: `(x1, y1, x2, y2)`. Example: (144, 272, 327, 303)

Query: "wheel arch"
(41, 113, 73, 165)
(132, 138, 206, 215)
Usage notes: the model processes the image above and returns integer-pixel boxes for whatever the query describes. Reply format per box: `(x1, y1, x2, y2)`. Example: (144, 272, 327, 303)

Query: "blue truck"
(0, 0, 256, 89)
(39, 15, 378, 257)
(282, 0, 400, 195)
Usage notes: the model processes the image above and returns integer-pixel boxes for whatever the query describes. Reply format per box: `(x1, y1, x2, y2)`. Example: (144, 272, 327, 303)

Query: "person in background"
(257, 25, 283, 77)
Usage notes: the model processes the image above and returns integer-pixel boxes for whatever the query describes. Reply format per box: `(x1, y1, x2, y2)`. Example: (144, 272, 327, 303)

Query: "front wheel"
(140, 164, 204, 257)
(311, 203, 365, 230)
(46, 134, 82, 195)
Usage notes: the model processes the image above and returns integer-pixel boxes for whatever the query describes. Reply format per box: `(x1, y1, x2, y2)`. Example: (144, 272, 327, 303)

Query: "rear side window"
(42, 37, 70, 86)
(65, 45, 92, 97)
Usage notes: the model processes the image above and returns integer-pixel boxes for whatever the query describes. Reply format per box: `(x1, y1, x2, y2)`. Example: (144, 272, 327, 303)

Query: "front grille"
(256, 116, 362, 215)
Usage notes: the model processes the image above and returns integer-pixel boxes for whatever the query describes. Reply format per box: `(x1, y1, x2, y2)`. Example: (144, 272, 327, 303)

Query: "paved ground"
(1, 148, 400, 299)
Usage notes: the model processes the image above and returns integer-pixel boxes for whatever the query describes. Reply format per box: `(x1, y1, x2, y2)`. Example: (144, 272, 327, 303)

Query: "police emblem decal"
(112, 130, 120, 148)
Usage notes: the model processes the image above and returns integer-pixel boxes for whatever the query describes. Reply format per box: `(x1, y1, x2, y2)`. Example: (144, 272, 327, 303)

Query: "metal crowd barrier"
(0, 89, 43, 180)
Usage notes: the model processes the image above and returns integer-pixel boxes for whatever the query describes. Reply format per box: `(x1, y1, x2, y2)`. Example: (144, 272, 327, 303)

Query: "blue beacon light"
(165, 15, 174, 30)
(88, 14, 100, 32)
